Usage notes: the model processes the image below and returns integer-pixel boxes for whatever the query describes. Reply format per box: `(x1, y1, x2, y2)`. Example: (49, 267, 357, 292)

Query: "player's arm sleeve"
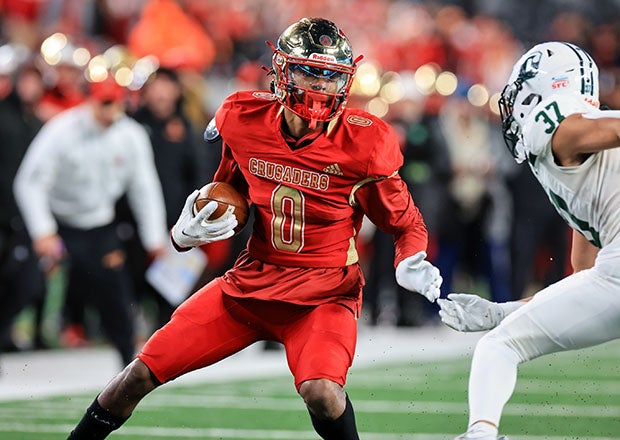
(125, 125, 168, 251)
(211, 100, 249, 198)
(583, 108, 620, 120)
(13, 122, 61, 240)
(355, 175, 428, 268)
(354, 120, 428, 267)
(211, 141, 249, 198)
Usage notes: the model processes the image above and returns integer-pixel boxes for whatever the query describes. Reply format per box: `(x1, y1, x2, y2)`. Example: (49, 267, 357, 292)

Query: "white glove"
(437, 293, 524, 332)
(171, 190, 238, 249)
(395, 251, 442, 302)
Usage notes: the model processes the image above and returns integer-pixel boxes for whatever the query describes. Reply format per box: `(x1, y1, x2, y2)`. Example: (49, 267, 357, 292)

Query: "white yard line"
(139, 394, 620, 418)
(1, 394, 619, 418)
(0, 423, 617, 440)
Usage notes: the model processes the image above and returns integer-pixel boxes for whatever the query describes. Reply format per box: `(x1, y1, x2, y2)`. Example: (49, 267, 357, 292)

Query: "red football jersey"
(213, 90, 428, 269)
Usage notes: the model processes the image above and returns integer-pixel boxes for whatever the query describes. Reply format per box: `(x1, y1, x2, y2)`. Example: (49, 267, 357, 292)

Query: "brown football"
(193, 182, 249, 234)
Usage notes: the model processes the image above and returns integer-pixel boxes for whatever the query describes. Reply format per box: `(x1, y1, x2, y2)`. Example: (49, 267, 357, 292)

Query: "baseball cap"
(89, 77, 126, 103)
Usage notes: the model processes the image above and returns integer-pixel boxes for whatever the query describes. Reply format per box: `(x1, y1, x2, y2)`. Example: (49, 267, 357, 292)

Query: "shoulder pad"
(203, 118, 221, 143)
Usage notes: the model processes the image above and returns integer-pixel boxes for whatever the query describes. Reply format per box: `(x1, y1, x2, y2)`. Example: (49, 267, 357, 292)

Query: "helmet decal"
(309, 53, 338, 63)
(518, 51, 542, 81)
(551, 75, 570, 90)
(319, 35, 333, 46)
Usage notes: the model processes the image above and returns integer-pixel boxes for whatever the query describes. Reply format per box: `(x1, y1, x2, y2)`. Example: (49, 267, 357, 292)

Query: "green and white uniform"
(466, 93, 620, 430)
(523, 94, 620, 248)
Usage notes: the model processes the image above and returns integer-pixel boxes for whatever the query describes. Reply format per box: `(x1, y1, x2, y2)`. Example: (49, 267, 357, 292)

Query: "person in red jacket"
(67, 17, 442, 440)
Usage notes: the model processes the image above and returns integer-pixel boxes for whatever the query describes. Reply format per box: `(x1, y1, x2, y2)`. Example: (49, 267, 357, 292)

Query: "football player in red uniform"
(68, 17, 442, 440)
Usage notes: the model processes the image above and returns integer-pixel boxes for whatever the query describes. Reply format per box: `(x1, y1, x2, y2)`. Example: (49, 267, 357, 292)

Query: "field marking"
(349, 374, 620, 396)
(0, 423, 618, 440)
(134, 394, 620, 417)
(16, 393, 620, 418)
(4, 394, 618, 420)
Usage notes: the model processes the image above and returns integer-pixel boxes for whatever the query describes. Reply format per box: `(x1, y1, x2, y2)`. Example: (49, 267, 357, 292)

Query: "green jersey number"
(535, 101, 565, 134)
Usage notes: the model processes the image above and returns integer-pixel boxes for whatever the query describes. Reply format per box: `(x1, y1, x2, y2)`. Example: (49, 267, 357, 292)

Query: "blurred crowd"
(0, 0, 619, 361)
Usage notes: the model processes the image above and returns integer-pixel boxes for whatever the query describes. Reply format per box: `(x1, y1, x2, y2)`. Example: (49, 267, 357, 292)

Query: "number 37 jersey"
(212, 90, 424, 267)
(522, 94, 620, 248)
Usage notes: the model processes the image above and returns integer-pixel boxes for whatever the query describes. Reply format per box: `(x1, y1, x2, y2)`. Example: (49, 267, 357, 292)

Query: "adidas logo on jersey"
(323, 163, 343, 176)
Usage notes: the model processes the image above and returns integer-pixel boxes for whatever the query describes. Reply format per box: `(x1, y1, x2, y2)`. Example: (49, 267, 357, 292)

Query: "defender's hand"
(395, 251, 442, 302)
(171, 190, 237, 249)
(437, 293, 522, 332)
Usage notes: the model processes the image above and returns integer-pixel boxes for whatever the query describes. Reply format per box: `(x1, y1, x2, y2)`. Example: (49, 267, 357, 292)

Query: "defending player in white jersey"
(437, 41, 620, 440)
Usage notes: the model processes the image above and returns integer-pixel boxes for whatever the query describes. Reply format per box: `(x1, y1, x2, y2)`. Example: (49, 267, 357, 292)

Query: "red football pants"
(138, 279, 358, 389)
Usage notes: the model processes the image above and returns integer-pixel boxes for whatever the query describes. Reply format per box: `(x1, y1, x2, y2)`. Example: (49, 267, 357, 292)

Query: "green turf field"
(0, 339, 619, 440)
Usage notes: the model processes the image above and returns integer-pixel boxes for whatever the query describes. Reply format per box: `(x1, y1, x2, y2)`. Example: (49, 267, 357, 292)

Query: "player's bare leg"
(299, 378, 359, 440)
(67, 359, 159, 439)
(98, 359, 160, 415)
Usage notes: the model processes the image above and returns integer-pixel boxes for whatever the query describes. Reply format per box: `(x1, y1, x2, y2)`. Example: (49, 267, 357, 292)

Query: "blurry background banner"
(127, 0, 215, 71)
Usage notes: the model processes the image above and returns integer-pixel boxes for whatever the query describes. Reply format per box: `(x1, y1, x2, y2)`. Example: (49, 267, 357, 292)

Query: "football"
(192, 182, 249, 234)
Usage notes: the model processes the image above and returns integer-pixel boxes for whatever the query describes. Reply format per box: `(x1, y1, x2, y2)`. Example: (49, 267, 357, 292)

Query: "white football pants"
(467, 238, 620, 428)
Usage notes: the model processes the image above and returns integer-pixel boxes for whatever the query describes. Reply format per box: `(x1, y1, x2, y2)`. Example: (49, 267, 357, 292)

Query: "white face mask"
(513, 139, 527, 164)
